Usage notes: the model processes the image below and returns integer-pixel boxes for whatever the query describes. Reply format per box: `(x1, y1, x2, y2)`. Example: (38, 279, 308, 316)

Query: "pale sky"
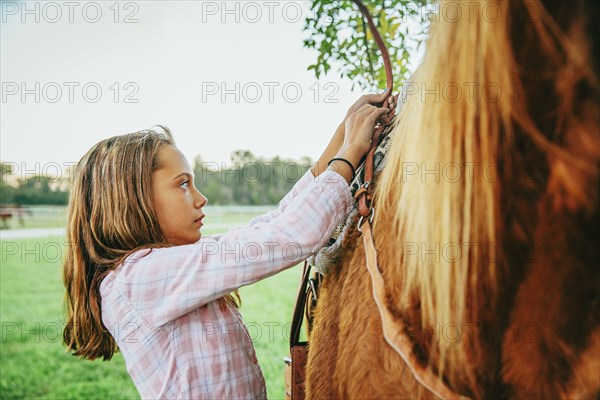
(1, 1, 421, 177)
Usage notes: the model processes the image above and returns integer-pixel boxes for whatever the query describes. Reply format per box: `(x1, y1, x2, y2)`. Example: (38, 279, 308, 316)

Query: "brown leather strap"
(352, 0, 393, 96)
(290, 261, 311, 348)
(355, 126, 381, 217)
(361, 221, 468, 400)
(350, 0, 397, 218)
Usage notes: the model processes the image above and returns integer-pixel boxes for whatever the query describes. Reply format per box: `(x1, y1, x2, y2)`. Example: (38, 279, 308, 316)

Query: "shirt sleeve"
(111, 169, 353, 328)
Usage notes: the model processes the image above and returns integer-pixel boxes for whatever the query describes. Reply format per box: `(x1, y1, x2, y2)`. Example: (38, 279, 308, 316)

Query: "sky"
(1, 0, 420, 178)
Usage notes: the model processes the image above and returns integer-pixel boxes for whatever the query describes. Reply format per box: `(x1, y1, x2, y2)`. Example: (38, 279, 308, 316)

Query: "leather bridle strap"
(351, 0, 396, 219)
(359, 221, 468, 400)
(350, 1, 468, 399)
(290, 261, 311, 348)
(352, 0, 393, 96)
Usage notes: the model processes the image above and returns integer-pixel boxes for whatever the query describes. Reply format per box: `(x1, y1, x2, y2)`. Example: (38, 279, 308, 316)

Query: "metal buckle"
(357, 207, 375, 233)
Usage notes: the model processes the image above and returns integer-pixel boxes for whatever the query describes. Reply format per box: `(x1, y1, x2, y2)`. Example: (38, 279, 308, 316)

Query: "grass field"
(0, 206, 276, 231)
(0, 214, 302, 399)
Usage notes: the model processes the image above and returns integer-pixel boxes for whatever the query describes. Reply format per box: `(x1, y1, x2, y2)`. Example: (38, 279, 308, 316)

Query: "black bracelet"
(327, 157, 356, 180)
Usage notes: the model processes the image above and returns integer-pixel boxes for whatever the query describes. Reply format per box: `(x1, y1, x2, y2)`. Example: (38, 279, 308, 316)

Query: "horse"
(0, 205, 29, 228)
(305, 0, 599, 398)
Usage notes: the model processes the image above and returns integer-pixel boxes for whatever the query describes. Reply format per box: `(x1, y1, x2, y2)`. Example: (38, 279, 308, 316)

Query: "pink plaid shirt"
(100, 169, 353, 399)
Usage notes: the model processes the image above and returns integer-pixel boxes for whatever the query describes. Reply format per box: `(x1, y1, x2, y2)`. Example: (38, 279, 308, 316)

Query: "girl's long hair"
(373, 0, 598, 393)
(63, 126, 240, 361)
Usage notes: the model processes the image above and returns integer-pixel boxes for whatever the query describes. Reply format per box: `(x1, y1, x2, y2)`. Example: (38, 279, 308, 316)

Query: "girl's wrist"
(311, 123, 347, 178)
(325, 145, 365, 184)
(335, 144, 364, 168)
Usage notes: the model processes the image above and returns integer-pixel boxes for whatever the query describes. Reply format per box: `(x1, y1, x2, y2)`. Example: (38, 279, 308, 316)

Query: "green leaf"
(303, 0, 431, 90)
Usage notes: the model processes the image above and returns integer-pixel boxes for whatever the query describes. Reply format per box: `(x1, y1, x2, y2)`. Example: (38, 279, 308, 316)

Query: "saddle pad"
(307, 116, 396, 275)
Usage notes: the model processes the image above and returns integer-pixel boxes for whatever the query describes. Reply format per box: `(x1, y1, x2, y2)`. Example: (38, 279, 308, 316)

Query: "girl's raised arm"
(100, 169, 353, 329)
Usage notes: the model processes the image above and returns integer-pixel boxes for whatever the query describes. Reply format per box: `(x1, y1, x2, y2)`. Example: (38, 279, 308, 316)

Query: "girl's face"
(152, 145, 208, 245)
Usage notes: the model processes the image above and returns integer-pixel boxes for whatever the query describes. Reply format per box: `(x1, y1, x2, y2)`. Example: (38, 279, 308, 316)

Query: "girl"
(62, 94, 391, 399)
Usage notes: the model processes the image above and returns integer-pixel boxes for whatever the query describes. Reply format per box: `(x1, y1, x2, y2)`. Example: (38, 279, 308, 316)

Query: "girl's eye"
(180, 180, 190, 189)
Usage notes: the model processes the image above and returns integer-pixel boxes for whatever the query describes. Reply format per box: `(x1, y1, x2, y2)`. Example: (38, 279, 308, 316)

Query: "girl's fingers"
(356, 103, 373, 113)
(363, 92, 388, 105)
(363, 108, 389, 125)
(357, 103, 386, 115)
(366, 107, 390, 119)
(350, 104, 390, 125)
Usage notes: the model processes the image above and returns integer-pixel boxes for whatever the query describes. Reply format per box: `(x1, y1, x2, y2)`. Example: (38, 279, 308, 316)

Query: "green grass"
(0, 207, 272, 230)
(0, 216, 67, 230)
(1, 219, 301, 399)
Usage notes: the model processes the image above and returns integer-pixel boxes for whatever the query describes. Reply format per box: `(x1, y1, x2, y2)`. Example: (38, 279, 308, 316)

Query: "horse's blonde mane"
(373, 0, 598, 392)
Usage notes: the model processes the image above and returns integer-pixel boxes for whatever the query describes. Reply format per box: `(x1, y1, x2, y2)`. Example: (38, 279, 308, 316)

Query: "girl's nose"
(194, 191, 208, 209)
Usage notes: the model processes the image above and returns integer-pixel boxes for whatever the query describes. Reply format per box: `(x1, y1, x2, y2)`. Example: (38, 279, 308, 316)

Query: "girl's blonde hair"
(373, 0, 598, 393)
(63, 126, 239, 361)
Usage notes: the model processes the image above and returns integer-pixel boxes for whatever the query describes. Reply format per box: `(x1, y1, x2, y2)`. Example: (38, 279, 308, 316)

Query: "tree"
(230, 150, 256, 167)
(14, 176, 68, 205)
(303, 0, 430, 90)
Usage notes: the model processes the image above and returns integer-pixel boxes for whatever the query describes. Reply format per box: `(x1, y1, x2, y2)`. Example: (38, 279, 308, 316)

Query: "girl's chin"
(168, 233, 202, 245)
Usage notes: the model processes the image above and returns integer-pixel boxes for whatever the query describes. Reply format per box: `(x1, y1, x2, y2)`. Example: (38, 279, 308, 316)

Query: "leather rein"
(350, 1, 467, 399)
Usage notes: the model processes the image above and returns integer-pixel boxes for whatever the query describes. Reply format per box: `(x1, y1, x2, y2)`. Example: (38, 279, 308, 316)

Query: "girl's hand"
(337, 93, 396, 139)
(342, 104, 390, 157)
(310, 92, 393, 179)
(345, 92, 394, 120)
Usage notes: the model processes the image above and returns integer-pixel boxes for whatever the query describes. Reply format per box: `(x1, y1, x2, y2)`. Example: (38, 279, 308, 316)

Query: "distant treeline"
(192, 151, 312, 205)
(0, 151, 312, 206)
(0, 175, 69, 205)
